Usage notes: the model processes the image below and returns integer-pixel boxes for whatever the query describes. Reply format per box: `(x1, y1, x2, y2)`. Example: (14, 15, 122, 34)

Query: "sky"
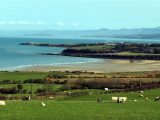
(0, 0, 160, 30)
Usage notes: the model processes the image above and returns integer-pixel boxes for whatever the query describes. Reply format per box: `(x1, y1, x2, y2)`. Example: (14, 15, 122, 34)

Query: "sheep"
(139, 91, 144, 94)
(22, 96, 31, 101)
(139, 94, 144, 97)
(41, 102, 46, 107)
(49, 97, 54, 99)
(112, 97, 118, 102)
(0, 101, 6, 106)
(118, 97, 127, 103)
(104, 88, 109, 91)
(97, 98, 102, 103)
(145, 97, 149, 101)
(155, 96, 160, 101)
(134, 99, 137, 102)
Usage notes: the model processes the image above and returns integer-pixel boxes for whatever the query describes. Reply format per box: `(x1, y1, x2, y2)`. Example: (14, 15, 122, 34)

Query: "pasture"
(1, 71, 160, 120)
(0, 71, 48, 81)
(0, 100, 160, 120)
(1, 89, 160, 120)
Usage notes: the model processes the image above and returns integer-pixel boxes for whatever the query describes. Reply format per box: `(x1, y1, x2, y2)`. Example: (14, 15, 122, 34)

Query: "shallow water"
(0, 37, 159, 70)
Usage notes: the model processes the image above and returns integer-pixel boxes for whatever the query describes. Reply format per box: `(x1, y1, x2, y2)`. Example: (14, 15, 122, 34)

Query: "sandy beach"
(19, 59, 160, 73)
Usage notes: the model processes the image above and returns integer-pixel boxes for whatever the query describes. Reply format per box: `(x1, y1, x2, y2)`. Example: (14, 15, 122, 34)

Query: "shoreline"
(17, 59, 160, 73)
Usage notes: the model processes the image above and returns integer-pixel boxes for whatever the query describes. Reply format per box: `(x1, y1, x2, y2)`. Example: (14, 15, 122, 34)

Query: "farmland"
(1, 89, 160, 120)
(1, 71, 160, 120)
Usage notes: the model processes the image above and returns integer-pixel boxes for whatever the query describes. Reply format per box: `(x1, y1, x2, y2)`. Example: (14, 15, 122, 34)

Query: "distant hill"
(0, 27, 160, 39)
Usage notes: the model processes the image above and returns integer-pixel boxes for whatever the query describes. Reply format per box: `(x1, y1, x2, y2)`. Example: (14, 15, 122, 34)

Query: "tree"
(17, 84, 23, 93)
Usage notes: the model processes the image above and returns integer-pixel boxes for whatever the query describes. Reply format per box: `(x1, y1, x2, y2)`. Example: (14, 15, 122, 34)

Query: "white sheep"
(49, 97, 54, 99)
(118, 97, 127, 103)
(139, 91, 144, 94)
(145, 97, 148, 101)
(155, 96, 160, 101)
(134, 99, 137, 102)
(139, 94, 144, 97)
(112, 97, 118, 102)
(0, 101, 6, 106)
(104, 88, 109, 91)
(41, 102, 46, 107)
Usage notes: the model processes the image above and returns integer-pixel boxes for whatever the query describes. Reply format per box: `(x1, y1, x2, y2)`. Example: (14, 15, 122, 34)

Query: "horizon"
(0, 0, 160, 30)
(1, 26, 160, 32)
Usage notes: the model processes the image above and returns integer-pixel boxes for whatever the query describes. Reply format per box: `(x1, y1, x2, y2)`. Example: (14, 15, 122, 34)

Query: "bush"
(47, 71, 67, 78)
(0, 87, 18, 94)
(0, 96, 7, 100)
(55, 80, 68, 84)
(59, 84, 83, 91)
(36, 88, 47, 93)
(23, 79, 43, 84)
(22, 89, 28, 94)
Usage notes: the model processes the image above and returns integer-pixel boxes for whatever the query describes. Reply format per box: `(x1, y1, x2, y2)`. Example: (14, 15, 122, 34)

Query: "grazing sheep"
(134, 99, 137, 102)
(139, 91, 144, 94)
(97, 98, 102, 103)
(0, 101, 6, 106)
(41, 102, 46, 107)
(139, 94, 144, 97)
(112, 97, 118, 102)
(22, 96, 31, 101)
(145, 97, 149, 101)
(49, 97, 54, 99)
(118, 97, 127, 103)
(155, 96, 160, 101)
(104, 88, 109, 91)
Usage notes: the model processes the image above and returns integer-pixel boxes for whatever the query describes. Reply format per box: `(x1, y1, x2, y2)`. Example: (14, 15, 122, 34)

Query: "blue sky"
(0, 0, 160, 30)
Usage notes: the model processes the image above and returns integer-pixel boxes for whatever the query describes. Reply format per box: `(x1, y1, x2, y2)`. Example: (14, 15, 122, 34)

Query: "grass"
(0, 72, 48, 81)
(0, 84, 63, 94)
(64, 89, 160, 101)
(1, 97, 160, 120)
(71, 45, 115, 52)
(1, 72, 160, 120)
(118, 52, 160, 56)
(1, 89, 160, 120)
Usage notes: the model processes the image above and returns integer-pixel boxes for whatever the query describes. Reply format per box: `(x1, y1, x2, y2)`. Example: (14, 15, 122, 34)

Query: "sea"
(0, 36, 159, 70)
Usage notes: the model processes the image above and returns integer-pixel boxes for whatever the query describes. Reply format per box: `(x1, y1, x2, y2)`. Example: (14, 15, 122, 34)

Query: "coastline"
(18, 59, 160, 73)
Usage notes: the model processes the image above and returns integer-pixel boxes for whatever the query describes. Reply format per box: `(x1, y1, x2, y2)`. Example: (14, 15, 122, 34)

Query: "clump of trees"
(73, 79, 160, 91)
(0, 87, 18, 94)
(47, 71, 68, 78)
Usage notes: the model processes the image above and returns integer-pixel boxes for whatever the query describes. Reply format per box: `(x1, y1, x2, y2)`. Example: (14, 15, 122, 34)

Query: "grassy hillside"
(1, 89, 160, 120)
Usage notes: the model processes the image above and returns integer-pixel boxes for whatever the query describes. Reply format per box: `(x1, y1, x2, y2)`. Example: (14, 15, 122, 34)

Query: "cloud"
(72, 22, 79, 27)
(56, 22, 65, 26)
(0, 21, 47, 26)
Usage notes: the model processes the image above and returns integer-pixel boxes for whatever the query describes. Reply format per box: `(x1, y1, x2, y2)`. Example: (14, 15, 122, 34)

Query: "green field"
(1, 89, 160, 120)
(0, 71, 48, 81)
(71, 44, 115, 51)
(1, 71, 160, 120)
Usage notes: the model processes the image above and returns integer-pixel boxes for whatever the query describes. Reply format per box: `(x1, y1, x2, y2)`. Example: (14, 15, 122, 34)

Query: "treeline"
(73, 79, 160, 91)
(114, 43, 160, 54)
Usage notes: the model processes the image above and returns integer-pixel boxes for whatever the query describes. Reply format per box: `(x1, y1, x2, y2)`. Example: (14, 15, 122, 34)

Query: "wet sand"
(20, 59, 160, 73)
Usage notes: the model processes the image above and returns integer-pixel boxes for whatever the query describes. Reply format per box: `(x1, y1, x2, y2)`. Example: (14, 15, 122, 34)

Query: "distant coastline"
(20, 42, 160, 60)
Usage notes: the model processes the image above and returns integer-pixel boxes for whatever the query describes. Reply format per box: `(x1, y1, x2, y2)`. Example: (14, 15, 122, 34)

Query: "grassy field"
(0, 72, 48, 81)
(1, 71, 160, 120)
(0, 84, 62, 94)
(1, 89, 160, 120)
(118, 52, 160, 56)
(64, 89, 160, 101)
(71, 44, 115, 51)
